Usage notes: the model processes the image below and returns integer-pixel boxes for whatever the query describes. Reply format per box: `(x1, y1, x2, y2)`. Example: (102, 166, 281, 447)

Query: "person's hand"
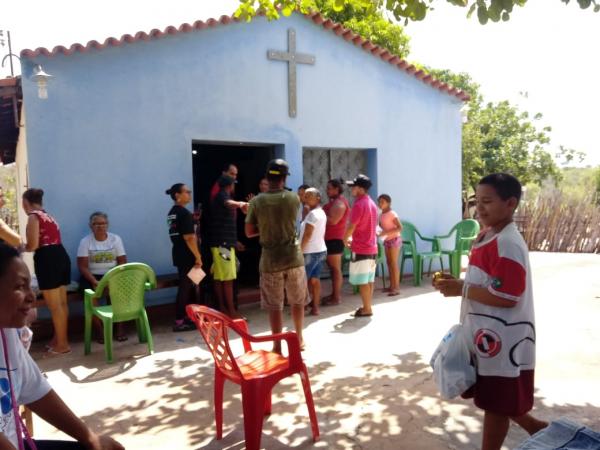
(246, 193, 255, 202)
(91, 279, 99, 289)
(240, 202, 249, 214)
(235, 241, 246, 252)
(85, 433, 125, 450)
(434, 278, 463, 297)
(195, 259, 202, 268)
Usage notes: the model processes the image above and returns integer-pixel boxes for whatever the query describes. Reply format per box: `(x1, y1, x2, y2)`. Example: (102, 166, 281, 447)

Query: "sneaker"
(173, 320, 195, 332)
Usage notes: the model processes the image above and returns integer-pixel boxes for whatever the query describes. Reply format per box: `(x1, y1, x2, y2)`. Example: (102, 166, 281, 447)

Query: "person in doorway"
(299, 188, 327, 316)
(166, 183, 202, 332)
(377, 194, 403, 296)
(258, 177, 269, 194)
(0, 243, 125, 450)
(210, 163, 238, 202)
(434, 173, 547, 450)
(22, 188, 72, 355)
(297, 184, 310, 222)
(0, 187, 22, 248)
(245, 159, 308, 352)
(344, 175, 378, 318)
(321, 178, 350, 306)
(77, 212, 128, 342)
(209, 175, 248, 319)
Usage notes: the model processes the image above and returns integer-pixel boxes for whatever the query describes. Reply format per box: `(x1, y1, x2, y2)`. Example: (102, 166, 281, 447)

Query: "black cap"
(346, 174, 372, 190)
(217, 175, 236, 188)
(266, 158, 290, 177)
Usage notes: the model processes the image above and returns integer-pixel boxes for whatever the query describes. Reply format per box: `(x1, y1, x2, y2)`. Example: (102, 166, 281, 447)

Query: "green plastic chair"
(343, 241, 386, 293)
(434, 219, 480, 278)
(84, 262, 157, 363)
(399, 221, 443, 286)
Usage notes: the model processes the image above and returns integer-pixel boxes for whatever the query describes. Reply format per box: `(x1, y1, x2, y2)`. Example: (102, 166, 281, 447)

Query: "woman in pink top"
(321, 178, 349, 305)
(22, 188, 72, 355)
(377, 194, 403, 296)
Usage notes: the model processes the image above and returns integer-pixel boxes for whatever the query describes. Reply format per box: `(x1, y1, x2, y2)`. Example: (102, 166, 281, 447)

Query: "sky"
(2, 0, 598, 166)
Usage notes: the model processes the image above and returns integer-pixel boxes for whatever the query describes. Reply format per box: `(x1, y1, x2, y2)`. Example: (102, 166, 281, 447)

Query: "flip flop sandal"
(352, 308, 373, 318)
(44, 348, 72, 358)
(116, 335, 129, 342)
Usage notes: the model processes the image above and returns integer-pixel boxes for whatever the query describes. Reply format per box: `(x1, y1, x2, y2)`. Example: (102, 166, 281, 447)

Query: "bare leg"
(386, 246, 401, 293)
(223, 280, 241, 318)
(269, 310, 284, 354)
(358, 283, 373, 315)
(511, 413, 548, 435)
(324, 254, 342, 303)
(309, 278, 320, 315)
(291, 304, 305, 350)
(43, 287, 70, 353)
(482, 411, 510, 450)
(213, 280, 225, 312)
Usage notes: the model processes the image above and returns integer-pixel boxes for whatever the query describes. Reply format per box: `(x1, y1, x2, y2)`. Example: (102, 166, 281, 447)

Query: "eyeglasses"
(92, 222, 108, 226)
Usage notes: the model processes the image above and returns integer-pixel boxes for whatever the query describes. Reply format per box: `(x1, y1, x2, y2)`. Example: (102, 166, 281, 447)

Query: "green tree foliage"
(428, 68, 560, 193)
(236, 0, 599, 24)
(595, 167, 600, 204)
(236, 0, 411, 57)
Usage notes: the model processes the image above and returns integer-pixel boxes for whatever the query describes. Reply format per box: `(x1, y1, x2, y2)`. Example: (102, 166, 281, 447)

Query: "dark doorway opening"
(192, 142, 275, 287)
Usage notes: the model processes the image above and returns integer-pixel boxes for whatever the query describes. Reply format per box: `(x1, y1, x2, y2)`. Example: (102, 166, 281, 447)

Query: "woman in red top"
(321, 178, 350, 305)
(22, 188, 72, 355)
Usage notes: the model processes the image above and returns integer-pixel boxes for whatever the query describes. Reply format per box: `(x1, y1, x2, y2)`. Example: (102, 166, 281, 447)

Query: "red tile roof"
(20, 12, 469, 102)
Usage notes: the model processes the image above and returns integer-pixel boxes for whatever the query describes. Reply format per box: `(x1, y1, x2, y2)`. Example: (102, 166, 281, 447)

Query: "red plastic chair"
(186, 305, 320, 450)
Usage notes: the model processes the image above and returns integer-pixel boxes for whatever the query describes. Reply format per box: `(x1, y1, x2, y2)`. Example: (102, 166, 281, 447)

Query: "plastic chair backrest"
(455, 219, 480, 252)
(95, 263, 156, 317)
(401, 221, 417, 255)
(188, 306, 242, 380)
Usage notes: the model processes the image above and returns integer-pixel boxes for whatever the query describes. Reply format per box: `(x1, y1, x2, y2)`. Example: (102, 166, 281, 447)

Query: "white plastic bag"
(430, 324, 476, 399)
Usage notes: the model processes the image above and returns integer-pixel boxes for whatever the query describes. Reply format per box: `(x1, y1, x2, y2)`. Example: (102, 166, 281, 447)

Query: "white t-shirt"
(461, 222, 535, 378)
(1, 328, 52, 447)
(77, 233, 126, 275)
(299, 207, 327, 254)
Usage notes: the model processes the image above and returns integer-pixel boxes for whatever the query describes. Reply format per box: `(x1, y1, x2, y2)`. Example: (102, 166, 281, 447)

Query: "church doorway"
(191, 141, 275, 287)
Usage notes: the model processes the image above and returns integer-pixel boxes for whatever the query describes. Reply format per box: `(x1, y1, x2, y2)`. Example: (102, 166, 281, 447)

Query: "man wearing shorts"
(245, 159, 308, 351)
(209, 175, 248, 319)
(344, 174, 378, 317)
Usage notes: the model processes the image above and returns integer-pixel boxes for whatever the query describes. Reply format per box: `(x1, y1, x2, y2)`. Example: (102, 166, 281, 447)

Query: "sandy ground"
(29, 252, 600, 449)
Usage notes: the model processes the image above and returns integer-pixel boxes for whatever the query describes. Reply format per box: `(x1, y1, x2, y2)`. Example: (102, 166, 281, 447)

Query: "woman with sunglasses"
(166, 183, 202, 332)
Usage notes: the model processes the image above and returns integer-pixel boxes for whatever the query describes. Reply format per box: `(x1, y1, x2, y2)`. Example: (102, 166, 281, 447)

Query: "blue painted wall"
(21, 14, 462, 277)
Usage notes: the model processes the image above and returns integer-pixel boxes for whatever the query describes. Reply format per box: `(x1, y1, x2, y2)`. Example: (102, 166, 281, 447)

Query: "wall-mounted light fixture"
(31, 64, 52, 99)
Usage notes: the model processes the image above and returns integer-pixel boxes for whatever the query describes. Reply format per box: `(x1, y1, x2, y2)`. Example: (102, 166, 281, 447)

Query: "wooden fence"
(516, 193, 600, 253)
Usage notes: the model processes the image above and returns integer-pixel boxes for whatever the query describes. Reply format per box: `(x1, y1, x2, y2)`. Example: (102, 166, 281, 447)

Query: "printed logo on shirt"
(474, 328, 502, 358)
(491, 277, 502, 289)
(89, 250, 116, 264)
(0, 375, 11, 414)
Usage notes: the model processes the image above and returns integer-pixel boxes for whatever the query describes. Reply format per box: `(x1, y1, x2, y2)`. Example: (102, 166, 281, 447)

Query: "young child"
(300, 188, 327, 316)
(377, 194, 402, 296)
(434, 173, 547, 450)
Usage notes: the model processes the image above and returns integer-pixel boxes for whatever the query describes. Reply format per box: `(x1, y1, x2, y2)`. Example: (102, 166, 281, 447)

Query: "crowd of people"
(0, 163, 547, 450)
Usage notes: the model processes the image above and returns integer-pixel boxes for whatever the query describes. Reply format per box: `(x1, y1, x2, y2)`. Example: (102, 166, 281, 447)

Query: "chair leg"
(241, 384, 267, 450)
(140, 310, 153, 354)
(264, 389, 272, 416)
(299, 367, 320, 442)
(214, 371, 225, 440)
(451, 253, 461, 278)
(427, 257, 433, 276)
(84, 311, 93, 355)
(135, 317, 146, 343)
(103, 318, 114, 363)
(399, 256, 405, 282)
(413, 256, 422, 286)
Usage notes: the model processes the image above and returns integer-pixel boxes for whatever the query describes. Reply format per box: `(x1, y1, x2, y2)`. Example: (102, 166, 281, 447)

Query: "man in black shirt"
(209, 176, 248, 318)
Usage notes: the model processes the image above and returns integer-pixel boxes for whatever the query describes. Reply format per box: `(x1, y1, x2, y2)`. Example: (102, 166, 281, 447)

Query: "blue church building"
(18, 11, 467, 277)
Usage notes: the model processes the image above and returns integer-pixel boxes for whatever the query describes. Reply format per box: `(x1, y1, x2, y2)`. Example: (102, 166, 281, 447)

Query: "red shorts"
(461, 370, 534, 417)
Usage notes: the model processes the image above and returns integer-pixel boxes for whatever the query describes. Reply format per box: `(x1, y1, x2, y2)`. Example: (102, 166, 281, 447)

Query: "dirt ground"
(30, 252, 600, 449)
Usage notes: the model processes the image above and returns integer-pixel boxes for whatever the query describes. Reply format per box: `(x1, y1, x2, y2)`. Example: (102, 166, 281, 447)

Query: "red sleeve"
(488, 256, 526, 301)
(350, 202, 362, 225)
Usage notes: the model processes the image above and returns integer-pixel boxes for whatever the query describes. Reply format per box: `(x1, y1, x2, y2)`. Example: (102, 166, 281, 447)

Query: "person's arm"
(77, 257, 99, 288)
(466, 286, 517, 308)
(115, 236, 127, 265)
(245, 223, 259, 238)
(301, 223, 314, 252)
(27, 390, 124, 450)
(343, 223, 356, 247)
(0, 219, 21, 248)
(327, 201, 346, 225)
(116, 255, 127, 265)
(0, 434, 16, 450)
(183, 234, 202, 267)
(24, 215, 39, 252)
(433, 276, 464, 297)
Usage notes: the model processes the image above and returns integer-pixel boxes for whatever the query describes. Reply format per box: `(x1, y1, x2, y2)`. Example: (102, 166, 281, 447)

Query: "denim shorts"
(304, 251, 327, 279)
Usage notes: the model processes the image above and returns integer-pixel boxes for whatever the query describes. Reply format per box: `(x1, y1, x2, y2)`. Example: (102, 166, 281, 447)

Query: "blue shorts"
(304, 251, 326, 279)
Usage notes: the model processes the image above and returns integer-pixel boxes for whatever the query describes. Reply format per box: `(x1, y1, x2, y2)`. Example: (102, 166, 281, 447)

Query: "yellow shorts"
(210, 247, 237, 281)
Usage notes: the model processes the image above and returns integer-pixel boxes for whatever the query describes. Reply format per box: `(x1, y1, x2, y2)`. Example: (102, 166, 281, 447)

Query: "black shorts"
(78, 273, 103, 293)
(325, 239, 345, 255)
(34, 244, 71, 290)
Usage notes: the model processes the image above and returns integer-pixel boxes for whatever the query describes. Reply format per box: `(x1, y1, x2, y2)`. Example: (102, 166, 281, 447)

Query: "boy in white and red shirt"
(435, 173, 547, 450)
